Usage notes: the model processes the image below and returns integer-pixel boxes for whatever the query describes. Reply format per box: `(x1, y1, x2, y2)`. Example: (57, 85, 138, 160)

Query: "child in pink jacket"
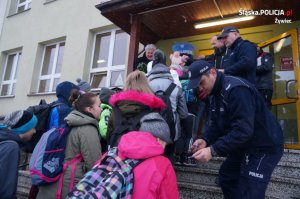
(118, 131, 179, 198)
(117, 112, 179, 199)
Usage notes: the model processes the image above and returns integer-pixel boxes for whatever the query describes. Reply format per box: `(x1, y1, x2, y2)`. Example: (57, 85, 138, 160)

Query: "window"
(1, 52, 22, 96)
(38, 41, 65, 93)
(16, 0, 31, 13)
(90, 29, 129, 89)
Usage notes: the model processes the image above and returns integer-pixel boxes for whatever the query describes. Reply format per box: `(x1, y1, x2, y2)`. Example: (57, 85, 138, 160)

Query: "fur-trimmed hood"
(109, 90, 165, 112)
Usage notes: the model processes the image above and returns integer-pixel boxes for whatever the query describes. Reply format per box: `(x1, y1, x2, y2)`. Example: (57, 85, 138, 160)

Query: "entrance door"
(259, 29, 300, 149)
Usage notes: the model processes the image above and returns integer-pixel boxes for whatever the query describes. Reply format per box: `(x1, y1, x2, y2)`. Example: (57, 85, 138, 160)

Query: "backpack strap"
(165, 83, 176, 97)
(56, 153, 83, 199)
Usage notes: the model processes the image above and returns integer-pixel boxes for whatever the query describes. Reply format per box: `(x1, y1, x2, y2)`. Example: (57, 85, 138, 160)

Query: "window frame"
(16, 0, 31, 13)
(38, 41, 65, 93)
(90, 29, 129, 89)
(0, 51, 22, 96)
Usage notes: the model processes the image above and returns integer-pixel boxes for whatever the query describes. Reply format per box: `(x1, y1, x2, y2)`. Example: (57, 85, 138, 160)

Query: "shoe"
(174, 155, 183, 166)
(182, 155, 197, 167)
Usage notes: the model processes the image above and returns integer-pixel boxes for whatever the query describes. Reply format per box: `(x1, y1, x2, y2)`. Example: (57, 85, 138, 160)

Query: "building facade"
(0, 0, 130, 115)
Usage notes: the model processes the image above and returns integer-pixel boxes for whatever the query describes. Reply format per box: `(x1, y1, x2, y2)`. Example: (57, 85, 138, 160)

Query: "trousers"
(219, 146, 283, 199)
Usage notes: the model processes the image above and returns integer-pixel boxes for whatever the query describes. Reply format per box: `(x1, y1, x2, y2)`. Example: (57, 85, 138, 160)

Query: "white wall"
(0, 0, 114, 115)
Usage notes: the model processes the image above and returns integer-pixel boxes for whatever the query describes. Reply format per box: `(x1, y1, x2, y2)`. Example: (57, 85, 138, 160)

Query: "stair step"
(175, 166, 300, 199)
(178, 181, 285, 199)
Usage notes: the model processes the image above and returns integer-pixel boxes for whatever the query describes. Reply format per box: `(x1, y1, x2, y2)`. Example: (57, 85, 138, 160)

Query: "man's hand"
(191, 139, 207, 153)
(192, 147, 212, 163)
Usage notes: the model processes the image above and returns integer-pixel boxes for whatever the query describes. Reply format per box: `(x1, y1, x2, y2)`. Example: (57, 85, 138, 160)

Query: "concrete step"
(178, 181, 285, 199)
(17, 170, 31, 199)
(175, 166, 300, 199)
(195, 151, 300, 179)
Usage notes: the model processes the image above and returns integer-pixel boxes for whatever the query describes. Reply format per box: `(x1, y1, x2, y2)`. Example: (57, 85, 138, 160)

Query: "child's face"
(87, 97, 102, 121)
(156, 138, 167, 149)
(19, 128, 36, 141)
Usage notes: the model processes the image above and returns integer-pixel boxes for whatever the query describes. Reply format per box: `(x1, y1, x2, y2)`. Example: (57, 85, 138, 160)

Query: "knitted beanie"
(76, 78, 92, 92)
(139, 112, 172, 144)
(4, 110, 37, 135)
(99, 88, 115, 104)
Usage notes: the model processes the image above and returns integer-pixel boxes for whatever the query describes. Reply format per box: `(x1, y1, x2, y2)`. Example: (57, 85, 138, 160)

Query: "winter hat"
(4, 110, 37, 135)
(56, 81, 80, 101)
(139, 112, 172, 144)
(152, 49, 166, 67)
(76, 78, 92, 92)
(99, 87, 115, 104)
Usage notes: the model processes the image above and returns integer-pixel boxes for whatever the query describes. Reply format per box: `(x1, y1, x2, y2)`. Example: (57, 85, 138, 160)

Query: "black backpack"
(154, 83, 176, 140)
(109, 106, 151, 148)
(26, 99, 58, 152)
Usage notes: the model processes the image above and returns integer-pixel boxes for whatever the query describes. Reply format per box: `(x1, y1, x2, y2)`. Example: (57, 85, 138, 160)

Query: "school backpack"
(154, 83, 176, 140)
(67, 147, 142, 199)
(29, 123, 82, 192)
(109, 106, 151, 148)
(26, 99, 60, 152)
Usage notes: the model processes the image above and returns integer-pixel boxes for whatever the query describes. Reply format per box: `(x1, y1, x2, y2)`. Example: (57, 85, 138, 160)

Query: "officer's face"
(198, 69, 217, 98)
(211, 36, 224, 49)
(223, 32, 239, 47)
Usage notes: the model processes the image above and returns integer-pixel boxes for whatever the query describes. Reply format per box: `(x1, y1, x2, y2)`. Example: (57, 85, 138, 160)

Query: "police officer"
(217, 26, 257, 85)
(256, 46, 274, 110)
(201, 35, 226, 69)
(188, 60, 284, 199)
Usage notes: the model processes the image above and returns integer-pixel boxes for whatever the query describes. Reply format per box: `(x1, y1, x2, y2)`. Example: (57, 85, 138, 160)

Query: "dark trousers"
(258, 89, 273, 110)
(219, 147, 283, 199)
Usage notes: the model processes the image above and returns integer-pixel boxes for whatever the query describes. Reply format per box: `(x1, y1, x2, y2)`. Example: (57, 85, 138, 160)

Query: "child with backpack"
(68, 105, 179, 199)
(37, 90, 102, 199)
(148, 49, 189, 163)
(0, 110, 37, 199)
(106, 70, 166, 146)
(98, 87, 115, 152)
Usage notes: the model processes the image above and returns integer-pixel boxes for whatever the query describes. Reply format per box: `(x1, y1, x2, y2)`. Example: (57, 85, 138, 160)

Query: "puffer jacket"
(148, 63, 188, 140)
(107, 90, 165, 142)
(37, 110, 102, 199)
(99, 103, 112, 140)
(118, 131, 179, 199)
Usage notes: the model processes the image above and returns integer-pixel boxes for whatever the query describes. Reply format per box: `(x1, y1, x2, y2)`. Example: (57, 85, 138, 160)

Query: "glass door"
(259, 29, 300, 149)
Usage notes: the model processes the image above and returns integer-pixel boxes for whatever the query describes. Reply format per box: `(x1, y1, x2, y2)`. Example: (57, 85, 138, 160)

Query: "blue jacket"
(223, 37, 257, 85)
(48, 98, 73, 129)
(202, 72, 283, 155)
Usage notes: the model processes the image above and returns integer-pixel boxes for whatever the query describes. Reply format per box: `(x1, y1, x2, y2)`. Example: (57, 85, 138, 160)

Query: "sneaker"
(182, 155, 197, 167)
(175, 155, 183, 166)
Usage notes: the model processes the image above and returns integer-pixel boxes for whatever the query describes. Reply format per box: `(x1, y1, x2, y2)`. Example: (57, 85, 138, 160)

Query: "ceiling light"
(97, 59, 106, 63)
(194, 16, 255, 29)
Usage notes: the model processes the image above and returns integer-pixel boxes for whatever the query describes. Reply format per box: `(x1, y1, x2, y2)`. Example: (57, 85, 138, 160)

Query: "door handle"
(285, 80, 298, 99)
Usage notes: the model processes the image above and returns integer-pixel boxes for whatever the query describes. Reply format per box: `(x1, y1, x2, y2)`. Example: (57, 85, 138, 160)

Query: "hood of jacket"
(148, 63, 172, 78)
(65, 110, 99, 128)
(118, 131, 164, 159)
(0, 127, 26, 147)
(109, 90, 165, 112)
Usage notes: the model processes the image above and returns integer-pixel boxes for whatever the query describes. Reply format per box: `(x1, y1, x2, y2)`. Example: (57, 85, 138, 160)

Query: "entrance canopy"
(96, 0, 300, 72)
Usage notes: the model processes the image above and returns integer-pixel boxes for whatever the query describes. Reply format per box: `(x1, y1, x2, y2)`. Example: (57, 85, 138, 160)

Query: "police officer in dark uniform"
(188, 60, 284, 199)
(217, 26, 257, 85)
(256, 46, 274, 110)
(202, 35, 226, 69)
